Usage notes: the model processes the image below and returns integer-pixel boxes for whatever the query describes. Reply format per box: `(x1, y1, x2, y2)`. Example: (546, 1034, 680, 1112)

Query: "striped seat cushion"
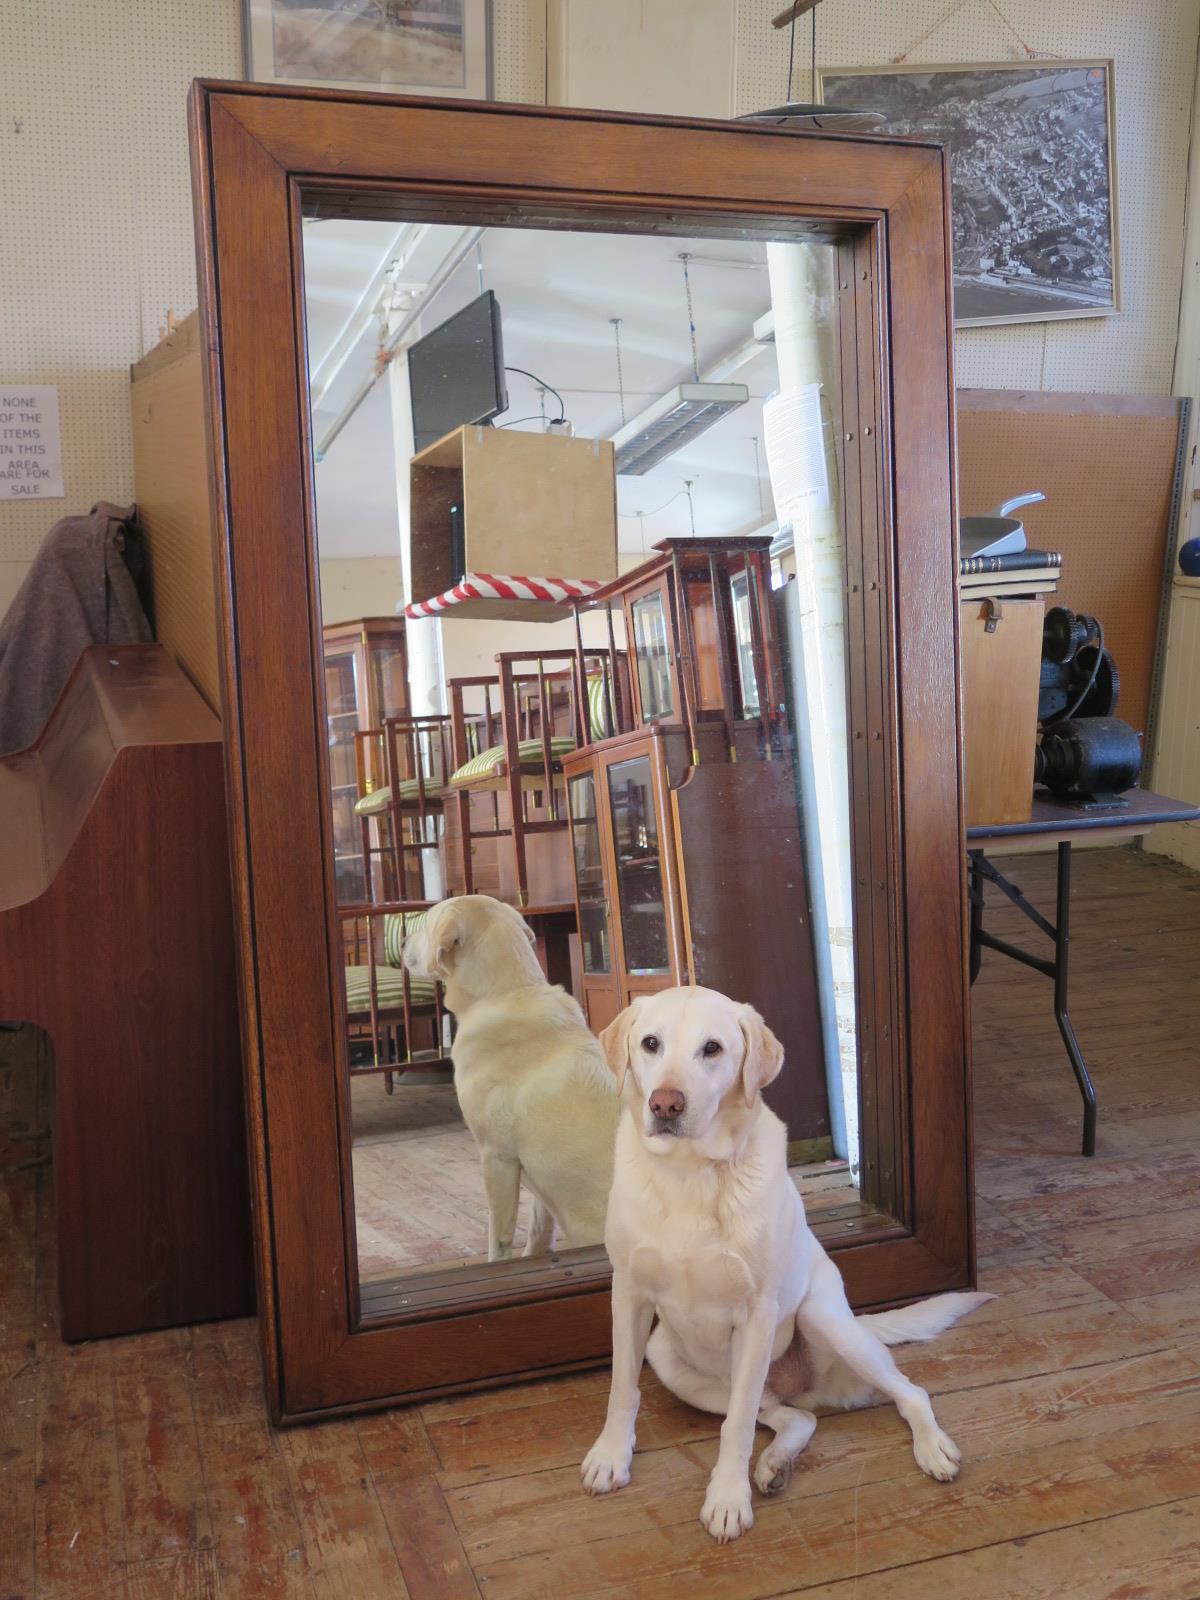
(450, 734, 576, 786)
(344, 963, 437, 1016)
(382, 908, 428, 967)
(354, 777, 446, 817)
(587, 674, 612, 739)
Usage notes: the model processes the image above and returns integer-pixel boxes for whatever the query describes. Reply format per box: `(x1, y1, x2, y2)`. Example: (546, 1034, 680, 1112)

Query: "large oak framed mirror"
(190, 82, 972, 1423)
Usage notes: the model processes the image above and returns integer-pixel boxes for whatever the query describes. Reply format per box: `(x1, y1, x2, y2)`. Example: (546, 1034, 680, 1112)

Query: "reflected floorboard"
(350, 1076, 860, 1285)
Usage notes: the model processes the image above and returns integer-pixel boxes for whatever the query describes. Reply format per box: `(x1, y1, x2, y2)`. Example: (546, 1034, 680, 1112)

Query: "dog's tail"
(858, 1291, 994, 1348)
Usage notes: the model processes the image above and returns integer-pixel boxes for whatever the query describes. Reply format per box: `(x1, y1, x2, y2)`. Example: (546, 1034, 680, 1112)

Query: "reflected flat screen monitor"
(408, 290, 508, 453)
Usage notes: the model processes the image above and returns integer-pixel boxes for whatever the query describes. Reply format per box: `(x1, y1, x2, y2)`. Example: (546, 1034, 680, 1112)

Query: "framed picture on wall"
(244, 1, 491, 99)
(817, 60, 1119, 327)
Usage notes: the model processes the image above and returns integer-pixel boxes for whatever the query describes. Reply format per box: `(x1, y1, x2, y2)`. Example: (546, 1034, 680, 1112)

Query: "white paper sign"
(762, 384, 830, 517)
(0, 385, 64, 500)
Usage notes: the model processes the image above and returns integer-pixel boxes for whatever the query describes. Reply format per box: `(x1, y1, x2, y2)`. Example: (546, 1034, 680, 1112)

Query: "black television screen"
(407, 290, 508, 453)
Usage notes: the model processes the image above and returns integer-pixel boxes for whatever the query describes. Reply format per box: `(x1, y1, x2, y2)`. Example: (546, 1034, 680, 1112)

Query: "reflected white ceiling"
(303, 218, 783, 565)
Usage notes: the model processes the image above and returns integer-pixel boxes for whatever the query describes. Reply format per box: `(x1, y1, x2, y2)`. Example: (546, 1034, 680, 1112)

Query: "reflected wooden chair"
(353, 715, 452, 901)
(446, 651, 625, 906)
(339, 901, 450, 1094)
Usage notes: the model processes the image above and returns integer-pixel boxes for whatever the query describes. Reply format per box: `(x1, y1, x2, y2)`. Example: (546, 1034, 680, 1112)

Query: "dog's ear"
(738, 1003, 784, 1106)
(429, 903, 464, 977)
(599, 997, 645, 1093)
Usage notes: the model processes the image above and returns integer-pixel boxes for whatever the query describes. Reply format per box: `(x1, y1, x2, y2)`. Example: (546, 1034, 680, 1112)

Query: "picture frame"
(243, 0, 491, 100)
(817, 60, 1119, 328)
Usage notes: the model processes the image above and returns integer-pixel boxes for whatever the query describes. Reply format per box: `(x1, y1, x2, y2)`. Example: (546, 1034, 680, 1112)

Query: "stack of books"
(959, 547, 1061, 600)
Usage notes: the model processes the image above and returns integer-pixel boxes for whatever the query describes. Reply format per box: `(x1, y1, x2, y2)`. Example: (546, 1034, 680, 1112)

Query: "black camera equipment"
(1036, 607, 1142, 807)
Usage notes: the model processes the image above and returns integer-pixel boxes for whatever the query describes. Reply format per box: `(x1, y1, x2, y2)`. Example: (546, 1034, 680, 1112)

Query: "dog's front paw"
(581, 1433, 633, 1496)
(914, 1426, 961, 1482)
(701, 1476, 754, 1543)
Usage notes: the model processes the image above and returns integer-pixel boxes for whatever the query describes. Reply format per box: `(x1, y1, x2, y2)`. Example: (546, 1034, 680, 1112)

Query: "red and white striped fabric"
(405, 573, 605, 619)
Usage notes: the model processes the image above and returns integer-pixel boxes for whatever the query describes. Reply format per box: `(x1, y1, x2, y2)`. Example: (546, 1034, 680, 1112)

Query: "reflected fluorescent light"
(612, 382, 749, 477)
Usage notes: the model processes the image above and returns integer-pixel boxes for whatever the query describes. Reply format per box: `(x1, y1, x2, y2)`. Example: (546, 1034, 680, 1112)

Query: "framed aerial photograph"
(817, 60, 1119, 327)
(244, 0, 491, 99)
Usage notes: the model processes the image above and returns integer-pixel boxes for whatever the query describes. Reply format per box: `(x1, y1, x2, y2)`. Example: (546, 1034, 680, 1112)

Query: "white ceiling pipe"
(309, 222, 412, 410)
(315, 226, 485, 462)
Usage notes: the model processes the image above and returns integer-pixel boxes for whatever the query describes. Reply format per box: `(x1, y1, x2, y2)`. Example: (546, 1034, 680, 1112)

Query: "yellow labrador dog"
(403, 895, 619, 1261)
(582, 985, 990, 1543)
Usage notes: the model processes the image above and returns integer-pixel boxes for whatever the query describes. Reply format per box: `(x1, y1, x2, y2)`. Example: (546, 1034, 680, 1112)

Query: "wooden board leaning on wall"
(957, 389, 1188, 742)
(130, 310, 221, 713)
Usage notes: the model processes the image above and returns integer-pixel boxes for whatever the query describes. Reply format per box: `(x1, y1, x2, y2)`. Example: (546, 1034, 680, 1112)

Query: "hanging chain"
(610, 317, 627, 425)
(679, 255, 700, 382)
(685, 479, 696, 536)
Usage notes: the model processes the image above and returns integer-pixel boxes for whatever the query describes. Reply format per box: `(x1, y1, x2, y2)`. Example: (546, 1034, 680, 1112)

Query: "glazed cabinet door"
(565, 761, 622, 1032)
(599, 739, 686, 1001)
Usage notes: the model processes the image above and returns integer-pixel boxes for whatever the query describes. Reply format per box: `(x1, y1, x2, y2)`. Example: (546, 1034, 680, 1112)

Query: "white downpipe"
(766, 241, 859, 1175)
(387, 322, 446, 900)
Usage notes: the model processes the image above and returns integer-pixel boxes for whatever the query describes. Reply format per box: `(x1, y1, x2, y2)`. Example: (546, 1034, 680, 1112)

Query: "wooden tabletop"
(968, 787, 1200, 843)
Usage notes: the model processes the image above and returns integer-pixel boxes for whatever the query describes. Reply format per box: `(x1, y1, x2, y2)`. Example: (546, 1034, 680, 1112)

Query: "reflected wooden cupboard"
(191, 83, 973, 1422)
(563, 536, 829, 1148)
(322, 617, 408, 901)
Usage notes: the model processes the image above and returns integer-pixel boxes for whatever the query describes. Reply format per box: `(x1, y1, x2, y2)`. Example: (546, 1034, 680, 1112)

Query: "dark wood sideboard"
(0, 645, 253, 1340)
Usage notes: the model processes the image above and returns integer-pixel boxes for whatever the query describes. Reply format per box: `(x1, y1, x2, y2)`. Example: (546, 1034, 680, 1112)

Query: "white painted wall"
(0, 0, 242, 619)
(0, 0, 545, 621)
(550, 0, 1198, 398)
(319, 557, 406, 627)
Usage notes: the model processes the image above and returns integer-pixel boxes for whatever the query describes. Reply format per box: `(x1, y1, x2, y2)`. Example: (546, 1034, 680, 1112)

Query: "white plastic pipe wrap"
(765, 241, 858, 1175)
(388, 331, 446, 901)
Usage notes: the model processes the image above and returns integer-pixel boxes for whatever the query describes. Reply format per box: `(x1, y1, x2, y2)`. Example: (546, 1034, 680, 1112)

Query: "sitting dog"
(403, 895, 619, 1261)
(581, 985, 990, 1542)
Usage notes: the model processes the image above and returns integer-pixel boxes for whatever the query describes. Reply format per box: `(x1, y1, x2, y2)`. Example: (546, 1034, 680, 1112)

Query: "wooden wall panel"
(957, 390, 1186, 739)
(130, 313, 221, 712)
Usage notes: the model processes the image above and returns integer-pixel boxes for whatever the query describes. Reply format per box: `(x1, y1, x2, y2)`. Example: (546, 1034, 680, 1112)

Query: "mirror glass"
(301, 213, 871, 1319)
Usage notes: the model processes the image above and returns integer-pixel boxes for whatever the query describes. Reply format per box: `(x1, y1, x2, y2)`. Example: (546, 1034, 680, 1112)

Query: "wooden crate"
(960, 595, 1045, 827)
(410, 424, 617, 614)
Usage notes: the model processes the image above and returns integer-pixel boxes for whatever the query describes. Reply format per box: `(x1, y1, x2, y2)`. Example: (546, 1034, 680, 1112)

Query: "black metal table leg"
(1052, 840, 1098, 1157)
(968, 841, 1098, 1157)
(968, 851, 983, 984)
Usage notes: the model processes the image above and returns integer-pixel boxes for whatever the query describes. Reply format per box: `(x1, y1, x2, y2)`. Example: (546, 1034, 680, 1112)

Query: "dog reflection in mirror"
(403, 895, 619, 1262)
(582, 985, 991, 1543)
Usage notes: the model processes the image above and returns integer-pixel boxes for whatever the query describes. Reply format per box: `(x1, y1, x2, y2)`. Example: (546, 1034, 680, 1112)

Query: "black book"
(959, 547, 1062, 576)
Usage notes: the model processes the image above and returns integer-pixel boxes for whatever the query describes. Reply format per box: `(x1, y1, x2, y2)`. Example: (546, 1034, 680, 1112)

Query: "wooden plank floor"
(3, 845, 1200, 1598)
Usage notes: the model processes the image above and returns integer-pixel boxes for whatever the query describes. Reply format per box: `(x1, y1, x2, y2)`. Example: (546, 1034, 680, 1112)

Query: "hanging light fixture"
(736, 1, 884, 131)
(612, 254, 749, 476)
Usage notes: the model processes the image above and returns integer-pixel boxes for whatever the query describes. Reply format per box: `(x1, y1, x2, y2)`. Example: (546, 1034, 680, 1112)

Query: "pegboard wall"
(734, 0, 1199, 397)
(0, 0, 547, 618)
(0, 1, 242, 610)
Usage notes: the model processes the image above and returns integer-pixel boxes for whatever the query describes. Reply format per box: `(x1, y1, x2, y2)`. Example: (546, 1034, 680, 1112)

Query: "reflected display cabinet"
(322, 617, 409, 901)
(563, 536, 830, 1151)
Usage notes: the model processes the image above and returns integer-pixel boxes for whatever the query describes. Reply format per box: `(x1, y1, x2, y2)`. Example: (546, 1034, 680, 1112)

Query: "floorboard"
(3, 846, 1199, 1597)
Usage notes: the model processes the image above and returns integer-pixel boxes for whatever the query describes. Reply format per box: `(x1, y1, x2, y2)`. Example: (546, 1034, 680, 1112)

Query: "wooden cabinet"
(322, 618, 409, 901)
(564, 733, 687, 1034)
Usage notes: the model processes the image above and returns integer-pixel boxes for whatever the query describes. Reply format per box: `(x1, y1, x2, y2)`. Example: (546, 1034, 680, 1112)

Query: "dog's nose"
(649, 1087, 686, 1120)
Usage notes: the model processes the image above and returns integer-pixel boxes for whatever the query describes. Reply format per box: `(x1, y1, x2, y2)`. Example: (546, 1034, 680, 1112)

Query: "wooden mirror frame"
(189, 81, 972, 1424)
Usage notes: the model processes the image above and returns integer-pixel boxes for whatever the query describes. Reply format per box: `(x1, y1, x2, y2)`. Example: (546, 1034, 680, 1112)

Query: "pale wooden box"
(410, 425, 617, 618)
(960, 596, 1045, 828)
